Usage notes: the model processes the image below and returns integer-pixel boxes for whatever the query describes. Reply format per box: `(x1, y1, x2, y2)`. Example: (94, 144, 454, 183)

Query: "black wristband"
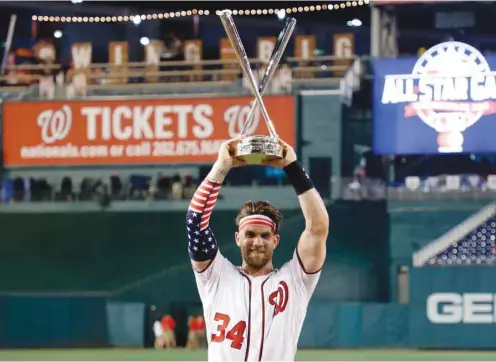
(283, 161, 314, 195)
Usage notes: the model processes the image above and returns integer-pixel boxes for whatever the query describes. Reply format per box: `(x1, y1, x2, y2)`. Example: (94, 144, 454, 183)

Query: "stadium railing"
(2, 175, 496, 205)
(0, 55, 358, 98)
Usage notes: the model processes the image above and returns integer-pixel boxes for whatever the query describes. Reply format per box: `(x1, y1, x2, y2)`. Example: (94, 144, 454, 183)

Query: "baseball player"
(186, 137, 328, 361)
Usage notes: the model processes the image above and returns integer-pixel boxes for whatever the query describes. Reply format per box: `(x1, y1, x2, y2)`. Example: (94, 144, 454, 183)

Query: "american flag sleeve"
(186, 178, 222, 262)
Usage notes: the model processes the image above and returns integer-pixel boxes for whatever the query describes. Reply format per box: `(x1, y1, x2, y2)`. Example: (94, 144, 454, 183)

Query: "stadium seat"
(431, 216, 496, 265)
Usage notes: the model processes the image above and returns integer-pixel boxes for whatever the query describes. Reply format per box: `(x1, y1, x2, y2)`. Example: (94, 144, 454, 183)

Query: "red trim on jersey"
(238, 215, 276, 234)
(239, 273, 252, 361)
(258, 277, 271, 361)
(296, 246, 323, 274)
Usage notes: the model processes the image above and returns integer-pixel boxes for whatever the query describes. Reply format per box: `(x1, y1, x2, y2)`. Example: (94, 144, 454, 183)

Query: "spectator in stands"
(171, 174, 183, 200)
(156, 172, 170, 199)
(79, 177, 103, 201)
(12, 177, 25, 202)
(98, 184, 111, 208)
(161, 32, 184, 82)
(146, 183, 156, 202)
(129, 175, 151, 200)
(37, 178, 51, 201)
(79, 178, 92, 201)
(60, 176, 74, 201)
(109, 173, 122, 199)
(1, 178, 13, 203)
(161, 32, 183, 60)
(0, 179, 4, 203)
(182, 174, 196, 200)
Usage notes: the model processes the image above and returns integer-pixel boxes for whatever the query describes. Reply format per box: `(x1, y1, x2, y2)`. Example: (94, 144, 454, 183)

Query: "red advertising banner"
(2, 96, 295, 167)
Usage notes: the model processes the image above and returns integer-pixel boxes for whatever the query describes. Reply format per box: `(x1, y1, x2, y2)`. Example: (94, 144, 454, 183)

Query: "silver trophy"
(219, 10, 296, 164)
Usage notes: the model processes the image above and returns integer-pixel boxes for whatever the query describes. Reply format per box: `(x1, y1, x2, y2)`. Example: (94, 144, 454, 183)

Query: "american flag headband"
(238, 215, 276, 234)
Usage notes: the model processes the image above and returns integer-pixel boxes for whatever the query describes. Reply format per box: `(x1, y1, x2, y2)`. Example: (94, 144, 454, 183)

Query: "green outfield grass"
(1, 348, 496, 361)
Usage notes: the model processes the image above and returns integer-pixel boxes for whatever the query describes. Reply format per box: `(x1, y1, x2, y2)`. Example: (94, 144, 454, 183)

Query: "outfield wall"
(2, 267, 496, 348)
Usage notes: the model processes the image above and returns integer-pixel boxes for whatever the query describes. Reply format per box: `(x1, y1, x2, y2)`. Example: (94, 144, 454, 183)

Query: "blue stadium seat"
(431, 216, 496, 265)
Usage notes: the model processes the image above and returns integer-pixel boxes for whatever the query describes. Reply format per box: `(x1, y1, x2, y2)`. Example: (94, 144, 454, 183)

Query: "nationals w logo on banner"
(37, 105, 73, 144)
(2, 96, 295, 167)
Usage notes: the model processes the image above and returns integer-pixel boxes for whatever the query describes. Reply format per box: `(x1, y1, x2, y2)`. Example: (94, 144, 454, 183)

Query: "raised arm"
(291, 175, 328, 274)
(186, 165, 224, 272)
(264, 139, 329, 274)
(186, 138, 245, 273)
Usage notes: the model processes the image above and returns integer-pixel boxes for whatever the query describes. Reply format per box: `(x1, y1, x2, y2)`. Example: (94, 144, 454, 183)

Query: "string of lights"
(32, 1, 369, 23)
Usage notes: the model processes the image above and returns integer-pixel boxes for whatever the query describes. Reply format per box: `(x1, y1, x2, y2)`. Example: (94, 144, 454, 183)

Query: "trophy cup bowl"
(234, 136, 284, 164)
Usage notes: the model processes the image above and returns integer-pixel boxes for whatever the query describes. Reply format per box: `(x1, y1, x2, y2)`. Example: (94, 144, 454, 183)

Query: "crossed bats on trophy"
(218, 10, 296, 138)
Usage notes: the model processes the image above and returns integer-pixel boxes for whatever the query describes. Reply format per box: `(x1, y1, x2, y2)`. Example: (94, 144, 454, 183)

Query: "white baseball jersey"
(194, 249, 321, 361)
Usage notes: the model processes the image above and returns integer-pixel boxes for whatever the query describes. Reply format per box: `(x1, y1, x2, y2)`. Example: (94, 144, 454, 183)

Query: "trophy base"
(235, 136, 283, 165)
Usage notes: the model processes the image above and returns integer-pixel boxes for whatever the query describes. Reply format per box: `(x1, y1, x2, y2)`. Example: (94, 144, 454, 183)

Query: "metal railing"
(0, 55, 357, 98)
(2, 175, 496, 204)
(335, 177, 496, 202)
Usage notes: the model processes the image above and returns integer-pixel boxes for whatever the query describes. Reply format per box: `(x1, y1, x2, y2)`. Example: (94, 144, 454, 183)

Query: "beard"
(241, 245, 273, 269)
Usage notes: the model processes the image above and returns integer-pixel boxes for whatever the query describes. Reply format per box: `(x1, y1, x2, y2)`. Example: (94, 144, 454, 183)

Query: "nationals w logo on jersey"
(269, 281, 289, 316)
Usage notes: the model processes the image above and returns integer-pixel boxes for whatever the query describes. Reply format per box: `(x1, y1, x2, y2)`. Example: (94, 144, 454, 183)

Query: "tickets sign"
(2, 96, 295, 166)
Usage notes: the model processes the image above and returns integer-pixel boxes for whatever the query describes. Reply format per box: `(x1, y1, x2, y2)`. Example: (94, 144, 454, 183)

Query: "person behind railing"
(109, 173, 123, 200)
(182, 174, 196, 200)
(171, 174, 183, 200)
(60, 176, 74, 202)
(12, 177, 25, 203)
(155, 172, 170, 200)
(99, 184, 111, 207)
(160, 31, 184, 83)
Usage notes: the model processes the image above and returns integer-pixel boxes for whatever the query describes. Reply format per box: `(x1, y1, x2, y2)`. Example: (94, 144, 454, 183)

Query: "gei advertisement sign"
(373, 41, 496, 155)
(410, 267, 496, 349)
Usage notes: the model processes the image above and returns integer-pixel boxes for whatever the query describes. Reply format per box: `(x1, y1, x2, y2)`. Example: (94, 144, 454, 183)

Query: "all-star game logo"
(381, 41, 496, 153)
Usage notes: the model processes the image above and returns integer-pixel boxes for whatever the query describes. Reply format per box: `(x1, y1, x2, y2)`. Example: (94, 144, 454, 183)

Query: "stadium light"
(277, 9, 286, 20)
(347, 18, 362, 27)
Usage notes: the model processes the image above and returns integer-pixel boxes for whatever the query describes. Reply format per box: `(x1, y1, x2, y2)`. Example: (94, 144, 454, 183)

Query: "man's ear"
(273, 234, 280, 249)
(235, 232, 241, 247)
